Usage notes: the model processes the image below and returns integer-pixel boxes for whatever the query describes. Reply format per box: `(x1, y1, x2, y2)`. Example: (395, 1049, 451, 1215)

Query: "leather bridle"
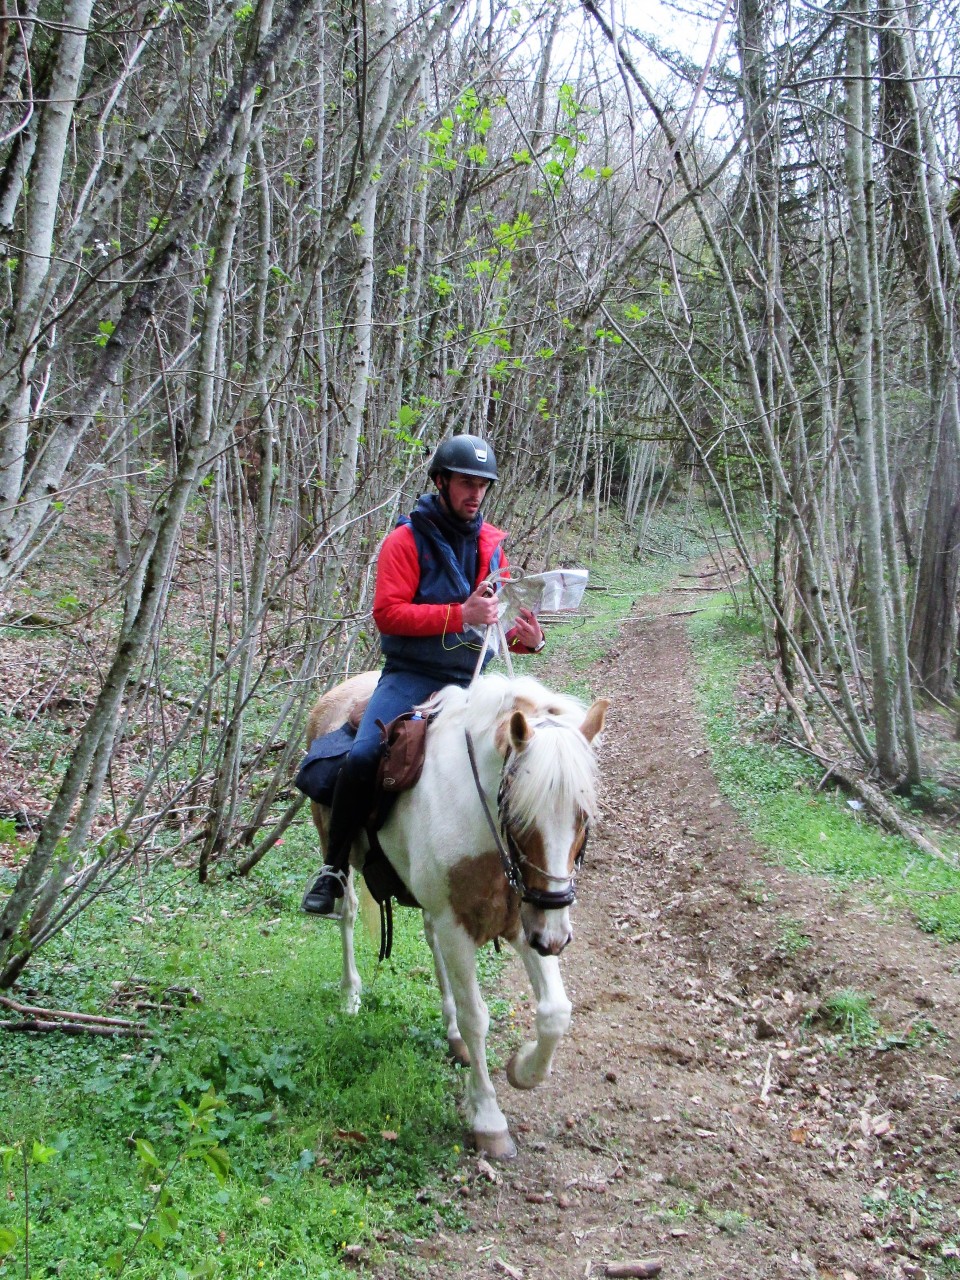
(464, 727, 588, 912)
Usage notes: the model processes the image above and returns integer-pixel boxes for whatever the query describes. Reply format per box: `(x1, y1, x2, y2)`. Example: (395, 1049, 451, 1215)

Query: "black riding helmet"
(427, 434, 498, 483)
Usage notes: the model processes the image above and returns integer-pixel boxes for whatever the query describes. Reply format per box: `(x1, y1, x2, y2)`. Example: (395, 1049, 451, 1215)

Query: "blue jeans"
(325, 667, 459, 866)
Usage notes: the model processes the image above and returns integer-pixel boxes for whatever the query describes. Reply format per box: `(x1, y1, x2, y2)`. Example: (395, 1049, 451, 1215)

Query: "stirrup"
(301, 865, 349, 918)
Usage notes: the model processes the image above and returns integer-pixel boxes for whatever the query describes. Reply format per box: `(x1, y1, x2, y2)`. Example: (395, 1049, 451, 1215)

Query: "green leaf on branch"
(465, 258, 492, 279)
(135, 1138, 161, 1170)
(195, 1089, 223, 1116)
(201, 1145, 230, 1185)
(493, 212, 532, 250)
(558, 83, 581, 118)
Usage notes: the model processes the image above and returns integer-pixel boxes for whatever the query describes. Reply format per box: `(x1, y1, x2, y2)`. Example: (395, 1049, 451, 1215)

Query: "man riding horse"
(302, 434, 545, 916)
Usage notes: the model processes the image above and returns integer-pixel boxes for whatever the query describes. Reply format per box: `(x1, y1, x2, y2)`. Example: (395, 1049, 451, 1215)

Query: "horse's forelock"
(421, 676, 596, 823)
(507, 676, 587, 727)
(507, 719, 598, 831)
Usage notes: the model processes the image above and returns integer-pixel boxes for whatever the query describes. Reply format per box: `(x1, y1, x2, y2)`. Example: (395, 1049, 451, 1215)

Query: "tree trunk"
(844, 2, 900, 783)
(909, 413, 960, 699)
(334, 0, 396, 509)
(0, 0, 94, 573)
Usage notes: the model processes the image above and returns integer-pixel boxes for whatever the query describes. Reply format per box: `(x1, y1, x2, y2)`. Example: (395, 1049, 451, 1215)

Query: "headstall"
(464, 727, 588, 912)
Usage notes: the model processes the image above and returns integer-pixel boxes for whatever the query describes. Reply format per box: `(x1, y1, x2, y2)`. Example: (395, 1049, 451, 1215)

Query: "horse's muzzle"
(523, 906, 573, 956)
(529, 932, 571, 957)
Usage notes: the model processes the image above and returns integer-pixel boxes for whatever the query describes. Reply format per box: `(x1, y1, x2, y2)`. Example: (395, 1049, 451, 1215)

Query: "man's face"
(441, 472, 490, 521)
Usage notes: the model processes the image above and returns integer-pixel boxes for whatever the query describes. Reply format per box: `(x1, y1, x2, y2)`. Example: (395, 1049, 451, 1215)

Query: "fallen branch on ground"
(678, 566, 739, 579)
(771, 668, 955, 868)
(666, 581, 745, 593)
(0, 1018, 148, 1037)
(634, 609, 705, 621)
(604, 1261, 663, 1279)
(0, 994, 147, 1037)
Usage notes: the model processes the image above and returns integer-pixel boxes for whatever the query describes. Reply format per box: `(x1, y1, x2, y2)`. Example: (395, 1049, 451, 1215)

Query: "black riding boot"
(301, 864, 349, 915)
(301, 759, 374, 916)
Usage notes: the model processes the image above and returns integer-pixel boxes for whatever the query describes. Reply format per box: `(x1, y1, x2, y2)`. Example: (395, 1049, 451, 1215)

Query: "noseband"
(464, 728, 588, 912)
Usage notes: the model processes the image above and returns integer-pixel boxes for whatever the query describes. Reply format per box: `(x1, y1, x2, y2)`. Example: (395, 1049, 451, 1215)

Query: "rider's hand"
(462, 582, 500, 628)
(511, 607, 543, 649)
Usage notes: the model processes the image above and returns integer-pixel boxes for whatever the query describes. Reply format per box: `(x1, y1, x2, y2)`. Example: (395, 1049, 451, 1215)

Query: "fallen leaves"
(859, 1110, 892, 1138)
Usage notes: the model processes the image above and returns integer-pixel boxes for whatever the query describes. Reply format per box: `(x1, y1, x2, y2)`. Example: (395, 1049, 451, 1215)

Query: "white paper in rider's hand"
(496, 569, 589, 630)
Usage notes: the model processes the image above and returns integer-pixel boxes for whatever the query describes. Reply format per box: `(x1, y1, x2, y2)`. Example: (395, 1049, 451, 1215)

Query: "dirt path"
(384, 596, 960, 1280)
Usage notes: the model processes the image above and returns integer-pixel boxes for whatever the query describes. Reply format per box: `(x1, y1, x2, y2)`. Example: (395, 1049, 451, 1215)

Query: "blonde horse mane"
(420, 674, 600, 831)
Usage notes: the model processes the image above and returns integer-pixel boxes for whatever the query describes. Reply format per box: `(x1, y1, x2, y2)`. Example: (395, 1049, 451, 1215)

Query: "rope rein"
(469, 564, 523, 683)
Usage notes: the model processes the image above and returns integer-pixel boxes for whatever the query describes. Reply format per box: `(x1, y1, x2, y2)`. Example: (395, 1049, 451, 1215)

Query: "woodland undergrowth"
(3, 509, 959, 1278)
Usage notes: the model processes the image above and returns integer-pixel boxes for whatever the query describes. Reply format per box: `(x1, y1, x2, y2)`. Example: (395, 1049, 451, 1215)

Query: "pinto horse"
(304, 671, 609, 1159)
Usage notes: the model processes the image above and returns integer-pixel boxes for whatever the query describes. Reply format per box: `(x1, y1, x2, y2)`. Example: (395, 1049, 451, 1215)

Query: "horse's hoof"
(341, 990, 361, 1015)
(447, 1035, 470, 1067)
(505, 1052, 536, 1090)
(472, 1129, 517, 1161)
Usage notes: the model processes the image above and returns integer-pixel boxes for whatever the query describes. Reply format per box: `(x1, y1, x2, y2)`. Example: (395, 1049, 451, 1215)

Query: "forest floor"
(379, 587, 960, 1280)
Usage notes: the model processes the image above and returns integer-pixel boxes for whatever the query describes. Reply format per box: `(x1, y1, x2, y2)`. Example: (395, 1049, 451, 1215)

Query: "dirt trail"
(383, 595, 960, 1280)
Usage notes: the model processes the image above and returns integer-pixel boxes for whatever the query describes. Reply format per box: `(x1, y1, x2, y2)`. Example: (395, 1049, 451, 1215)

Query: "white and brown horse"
(305, 671, 609, 1159)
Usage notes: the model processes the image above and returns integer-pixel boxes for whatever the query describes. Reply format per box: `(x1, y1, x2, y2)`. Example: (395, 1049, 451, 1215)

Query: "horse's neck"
(433, 716, 499, 790)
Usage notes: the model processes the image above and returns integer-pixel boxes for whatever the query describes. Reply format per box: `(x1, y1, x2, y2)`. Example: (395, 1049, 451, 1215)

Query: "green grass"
(775, 918, 812, 957)
(862, 1180, 958, 1276)
(819, 987, 879, 1044)
(690, 604, 960, 941)
(0, 834, 472, 1279)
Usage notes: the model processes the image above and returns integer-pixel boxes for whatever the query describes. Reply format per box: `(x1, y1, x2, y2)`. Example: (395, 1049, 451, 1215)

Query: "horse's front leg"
(422, 912, 469, 1066)
(338, 869, 361, 1014)
(432, 912, 516, 1160)
(505, 942, 572, 1090)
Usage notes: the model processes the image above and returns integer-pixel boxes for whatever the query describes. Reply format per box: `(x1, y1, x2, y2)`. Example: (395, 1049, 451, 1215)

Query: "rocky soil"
(381, 596, 960, 1280)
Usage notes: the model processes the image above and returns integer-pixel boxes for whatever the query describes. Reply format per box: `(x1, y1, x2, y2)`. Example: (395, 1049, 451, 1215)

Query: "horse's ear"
(508, 708, 533, 753)
(579, 697, 610, 743)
